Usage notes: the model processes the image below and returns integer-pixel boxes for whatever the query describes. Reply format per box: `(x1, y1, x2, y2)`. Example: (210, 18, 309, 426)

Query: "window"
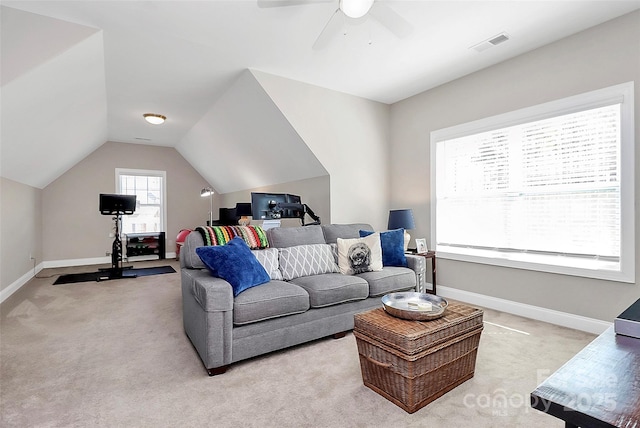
(431, 82, 634, 282)
(115, 169, 167, 235)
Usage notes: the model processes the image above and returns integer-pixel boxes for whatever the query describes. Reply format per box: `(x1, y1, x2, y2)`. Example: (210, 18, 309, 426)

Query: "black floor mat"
(53, 265, 176, 285)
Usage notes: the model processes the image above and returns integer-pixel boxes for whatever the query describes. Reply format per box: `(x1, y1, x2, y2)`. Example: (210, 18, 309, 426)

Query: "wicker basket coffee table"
(354, 301, 483, 413)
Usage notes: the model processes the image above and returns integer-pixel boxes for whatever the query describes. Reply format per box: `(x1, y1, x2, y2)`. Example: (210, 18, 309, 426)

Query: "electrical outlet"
(106, 251, 111, 256)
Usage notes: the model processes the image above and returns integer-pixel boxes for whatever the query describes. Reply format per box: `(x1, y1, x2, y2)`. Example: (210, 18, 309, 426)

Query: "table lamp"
(388, 209, 415, 251)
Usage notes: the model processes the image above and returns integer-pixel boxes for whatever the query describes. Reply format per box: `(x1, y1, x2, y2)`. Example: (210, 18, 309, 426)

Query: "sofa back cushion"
(322, 224, 373, 244)
(279, 244, 340, 280)
(182, 231, 207, 270)
(266, 225, 325, 248)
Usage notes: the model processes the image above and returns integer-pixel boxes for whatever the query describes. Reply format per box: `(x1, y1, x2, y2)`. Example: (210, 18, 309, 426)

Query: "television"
(249, 193, 305, 220)
(251, 192, 288, 220)
(99, 194, 137, 215)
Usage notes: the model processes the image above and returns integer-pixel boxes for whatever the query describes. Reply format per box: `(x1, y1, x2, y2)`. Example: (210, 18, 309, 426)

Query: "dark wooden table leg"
(431, 256, 436, 295)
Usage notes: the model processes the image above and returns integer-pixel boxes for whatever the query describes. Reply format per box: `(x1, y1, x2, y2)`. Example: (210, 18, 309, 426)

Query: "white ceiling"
(2, 0, 639, 189)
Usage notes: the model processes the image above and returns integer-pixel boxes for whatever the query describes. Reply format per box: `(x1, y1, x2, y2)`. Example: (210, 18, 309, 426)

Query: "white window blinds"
(436, 104, 620, 259)
(431, 81, 634, 282)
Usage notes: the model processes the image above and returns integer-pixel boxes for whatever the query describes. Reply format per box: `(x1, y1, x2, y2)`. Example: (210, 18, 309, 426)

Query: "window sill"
(436, 246, 634, 283)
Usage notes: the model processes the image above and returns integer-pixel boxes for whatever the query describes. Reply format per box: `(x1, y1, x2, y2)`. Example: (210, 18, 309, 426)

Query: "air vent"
(135, 137, 152, 141)
(471, 32, 510, 53)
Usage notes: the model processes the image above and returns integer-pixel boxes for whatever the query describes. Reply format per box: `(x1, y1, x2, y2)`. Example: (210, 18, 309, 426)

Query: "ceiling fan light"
(340, 0, 374, 19)
(143, 113, 166, 125)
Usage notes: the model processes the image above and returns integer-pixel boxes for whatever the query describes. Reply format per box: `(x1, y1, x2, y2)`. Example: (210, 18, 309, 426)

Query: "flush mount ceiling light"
(340, 0, 374, 18)
(143, 113, 166, 125)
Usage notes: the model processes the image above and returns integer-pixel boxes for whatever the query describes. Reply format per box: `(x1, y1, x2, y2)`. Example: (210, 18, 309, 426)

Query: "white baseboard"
(3, 255, 178, 304)
(43, 254, 176, 269)
(43, 257, 111, 269)
(437, 285, 611, 335)
(0, 262, 44, 304)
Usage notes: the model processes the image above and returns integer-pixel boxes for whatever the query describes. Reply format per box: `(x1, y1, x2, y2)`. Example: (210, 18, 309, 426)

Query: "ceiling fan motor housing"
(340, 0, 375, 19)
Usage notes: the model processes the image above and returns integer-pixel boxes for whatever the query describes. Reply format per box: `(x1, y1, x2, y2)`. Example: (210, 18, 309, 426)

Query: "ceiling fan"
(257, 0, 413, 50)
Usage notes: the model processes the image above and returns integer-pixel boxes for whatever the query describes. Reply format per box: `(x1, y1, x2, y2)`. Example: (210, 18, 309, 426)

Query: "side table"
(530, 326, 640, 427)
(409, 251, 436, 295)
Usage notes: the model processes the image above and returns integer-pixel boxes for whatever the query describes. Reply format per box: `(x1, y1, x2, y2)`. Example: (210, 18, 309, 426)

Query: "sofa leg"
(207, 365, 230, 376)
(332, 331, 347, 339)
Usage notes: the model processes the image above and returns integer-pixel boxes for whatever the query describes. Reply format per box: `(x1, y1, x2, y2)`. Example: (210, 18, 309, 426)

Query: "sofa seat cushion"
(233, 280, 310, 325)
(290, 273, 369, 308)
(357, 266, 416, 297)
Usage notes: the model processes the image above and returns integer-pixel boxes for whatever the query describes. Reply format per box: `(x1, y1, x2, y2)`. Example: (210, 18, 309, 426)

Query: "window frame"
(115, 168, 167, 235)
(430, 82, 635, 283)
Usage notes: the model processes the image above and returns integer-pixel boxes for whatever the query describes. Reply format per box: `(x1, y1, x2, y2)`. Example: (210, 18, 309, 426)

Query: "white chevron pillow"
(278, 244, 339, 280)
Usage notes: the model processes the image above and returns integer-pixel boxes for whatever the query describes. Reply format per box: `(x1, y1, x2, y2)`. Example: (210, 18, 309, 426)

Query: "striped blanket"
(195, 225, 269, 249)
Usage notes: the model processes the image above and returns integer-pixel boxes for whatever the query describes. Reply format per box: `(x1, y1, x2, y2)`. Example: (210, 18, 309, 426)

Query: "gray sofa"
(180, 223, 426, 375)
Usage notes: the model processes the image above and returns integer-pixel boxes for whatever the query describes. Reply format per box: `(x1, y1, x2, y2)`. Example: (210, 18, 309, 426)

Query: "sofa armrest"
(182, 269, 234, 312)
(405, 254, 425, 273)
(181, 268, 234, 372)
(405, 254, 426, 291)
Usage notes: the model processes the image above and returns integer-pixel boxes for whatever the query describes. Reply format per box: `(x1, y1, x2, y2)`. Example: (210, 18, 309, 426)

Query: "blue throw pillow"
(196, 237, 271, 297)
(359, 228, 408, 267)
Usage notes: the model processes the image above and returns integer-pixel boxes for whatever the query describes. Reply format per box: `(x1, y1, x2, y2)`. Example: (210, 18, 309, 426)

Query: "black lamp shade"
(388, 209, 415, 230)
(235, 203, 252, 217)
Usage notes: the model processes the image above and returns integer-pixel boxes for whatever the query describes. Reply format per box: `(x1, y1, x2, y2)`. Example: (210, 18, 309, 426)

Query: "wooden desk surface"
(530, 326, 640, 428)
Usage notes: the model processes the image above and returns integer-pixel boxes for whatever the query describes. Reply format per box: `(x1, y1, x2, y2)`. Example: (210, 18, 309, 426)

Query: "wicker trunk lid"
(354, 303, 483, 355)
(354, 303, 484, 413)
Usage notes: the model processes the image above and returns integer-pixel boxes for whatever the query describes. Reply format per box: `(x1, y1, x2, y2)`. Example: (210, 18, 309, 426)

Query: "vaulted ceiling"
(2, 1, 639, 191)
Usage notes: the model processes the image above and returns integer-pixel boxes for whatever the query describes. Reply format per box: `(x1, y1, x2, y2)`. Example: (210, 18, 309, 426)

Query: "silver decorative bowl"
(381, 292, 448, 321)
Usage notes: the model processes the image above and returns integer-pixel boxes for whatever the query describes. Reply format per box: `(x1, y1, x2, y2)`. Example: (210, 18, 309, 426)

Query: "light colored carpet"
(1, 260, 595, 427)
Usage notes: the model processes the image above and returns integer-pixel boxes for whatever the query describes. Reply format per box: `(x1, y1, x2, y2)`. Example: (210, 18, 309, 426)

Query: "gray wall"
(253, 70, 391, 231)
(219, 175, 330, 228)
(389, 11, 640, 322)
(41, 141, 213, 262)
(0, 178, 42, 292)
(177, 70, 328, 195)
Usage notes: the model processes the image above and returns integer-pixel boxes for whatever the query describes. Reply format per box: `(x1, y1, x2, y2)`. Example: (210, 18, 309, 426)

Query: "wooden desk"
(409, 251, 437, 294)
(530, 326, 640, 428)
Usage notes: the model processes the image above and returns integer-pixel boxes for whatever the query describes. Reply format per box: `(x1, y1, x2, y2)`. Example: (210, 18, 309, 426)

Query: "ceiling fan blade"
(312, 9, 343, 51)
(257, 0, 332, 8)
(368, 1, 413, 38)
